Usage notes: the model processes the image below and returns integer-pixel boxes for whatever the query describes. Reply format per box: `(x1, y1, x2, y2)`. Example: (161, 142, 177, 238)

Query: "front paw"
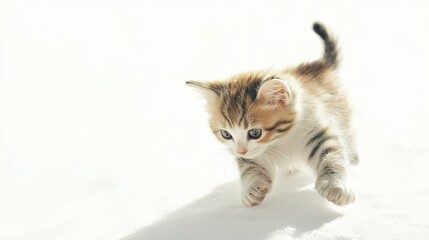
(241, 184, 271, 207)
(315, 179, 355, 206)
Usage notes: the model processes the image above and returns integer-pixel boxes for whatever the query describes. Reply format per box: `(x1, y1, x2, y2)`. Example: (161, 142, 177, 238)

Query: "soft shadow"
(120, 172, 342, 240)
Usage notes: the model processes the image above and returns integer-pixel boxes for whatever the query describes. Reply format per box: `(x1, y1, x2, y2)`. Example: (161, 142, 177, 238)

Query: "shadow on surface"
(121, 172, 342, 240)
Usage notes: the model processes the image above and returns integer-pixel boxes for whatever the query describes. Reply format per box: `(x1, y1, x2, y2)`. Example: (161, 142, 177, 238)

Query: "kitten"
(187, 23, 358, 207)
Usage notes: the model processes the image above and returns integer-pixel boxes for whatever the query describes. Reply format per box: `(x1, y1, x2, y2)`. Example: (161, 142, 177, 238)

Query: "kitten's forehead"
(215, 72, 269, 128)
(209, 70, 296, 133)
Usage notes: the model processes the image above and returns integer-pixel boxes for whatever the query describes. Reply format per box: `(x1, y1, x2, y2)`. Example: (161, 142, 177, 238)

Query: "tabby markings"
(306, 128, 338, 160)
(264, 120, 293, 131)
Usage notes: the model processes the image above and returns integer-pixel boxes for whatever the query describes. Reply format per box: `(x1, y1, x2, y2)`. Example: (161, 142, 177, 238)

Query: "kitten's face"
(215, 125, 267, 159)
(188, 72, 296, 159)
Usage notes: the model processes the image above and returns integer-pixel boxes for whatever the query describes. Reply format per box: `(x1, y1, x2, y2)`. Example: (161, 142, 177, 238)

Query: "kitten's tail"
(313, 22, 338, 69)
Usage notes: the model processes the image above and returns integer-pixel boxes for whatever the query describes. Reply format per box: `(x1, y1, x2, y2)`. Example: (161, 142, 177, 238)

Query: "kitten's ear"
(186, 80, 219, 103)
(256, 79, 292, 108)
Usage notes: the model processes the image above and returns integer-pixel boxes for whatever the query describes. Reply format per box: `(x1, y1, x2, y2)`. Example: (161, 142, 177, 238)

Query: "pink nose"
(238, 149, 247, 155)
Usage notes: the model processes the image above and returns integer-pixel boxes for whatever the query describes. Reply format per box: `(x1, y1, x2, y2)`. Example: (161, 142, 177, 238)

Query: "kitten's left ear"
(256, 78, 292, 108)
(186, 80, 219, 103)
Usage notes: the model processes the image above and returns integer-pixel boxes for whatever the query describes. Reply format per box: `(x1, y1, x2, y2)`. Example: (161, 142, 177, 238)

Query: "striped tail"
(313, 22, 339, 69)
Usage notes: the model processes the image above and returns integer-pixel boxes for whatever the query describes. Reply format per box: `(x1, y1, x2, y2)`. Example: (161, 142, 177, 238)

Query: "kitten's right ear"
(256, 78, 292, 109)
(186, 80, 219, 103)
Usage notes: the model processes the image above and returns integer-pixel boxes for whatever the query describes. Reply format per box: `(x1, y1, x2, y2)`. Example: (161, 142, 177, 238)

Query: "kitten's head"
(187, 71, 297, 159)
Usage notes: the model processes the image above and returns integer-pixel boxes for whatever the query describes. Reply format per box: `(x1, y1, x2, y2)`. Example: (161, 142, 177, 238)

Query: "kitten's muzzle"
(238, 149, 248, 155)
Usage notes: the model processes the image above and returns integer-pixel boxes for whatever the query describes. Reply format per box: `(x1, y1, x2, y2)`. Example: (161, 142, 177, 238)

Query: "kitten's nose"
(238, 149, 248, 155)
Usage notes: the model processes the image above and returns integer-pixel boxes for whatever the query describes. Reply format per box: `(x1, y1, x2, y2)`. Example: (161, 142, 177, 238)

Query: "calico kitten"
(187, 23, 358, 207)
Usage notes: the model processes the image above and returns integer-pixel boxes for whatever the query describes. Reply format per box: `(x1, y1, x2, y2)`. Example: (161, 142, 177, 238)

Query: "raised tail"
(313, 22, 338, 68)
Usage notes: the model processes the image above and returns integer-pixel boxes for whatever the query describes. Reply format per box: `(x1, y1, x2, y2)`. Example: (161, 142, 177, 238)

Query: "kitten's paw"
(315, 179, 355, 206)
(241, 184, 271, 207)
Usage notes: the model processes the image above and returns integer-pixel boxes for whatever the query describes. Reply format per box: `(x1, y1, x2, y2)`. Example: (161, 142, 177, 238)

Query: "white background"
(1, 1, 429, 239)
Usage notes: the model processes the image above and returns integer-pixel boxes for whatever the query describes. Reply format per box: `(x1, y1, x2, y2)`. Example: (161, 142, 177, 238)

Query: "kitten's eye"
(220, 130, 233, 140)
(248, 129, 262, 139)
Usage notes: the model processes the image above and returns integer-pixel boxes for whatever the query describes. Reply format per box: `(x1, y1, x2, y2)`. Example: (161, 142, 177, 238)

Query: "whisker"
(262, 152, 275, 173)
(259, 152, 274, 173)
(266, 147, 291, 161)
(284, 136, 298, 153)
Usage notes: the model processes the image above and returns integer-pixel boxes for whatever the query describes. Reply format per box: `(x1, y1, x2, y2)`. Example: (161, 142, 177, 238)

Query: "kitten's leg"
(237, 158, 274, 207)
(307, 129, 356, 206)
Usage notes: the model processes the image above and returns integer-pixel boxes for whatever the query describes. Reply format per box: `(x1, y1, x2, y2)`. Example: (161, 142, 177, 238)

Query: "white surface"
(1, 1, 429, 239)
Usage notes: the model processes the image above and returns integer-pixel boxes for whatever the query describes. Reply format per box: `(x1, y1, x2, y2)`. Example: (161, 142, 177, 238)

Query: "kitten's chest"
(269, 124, 312, 165)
